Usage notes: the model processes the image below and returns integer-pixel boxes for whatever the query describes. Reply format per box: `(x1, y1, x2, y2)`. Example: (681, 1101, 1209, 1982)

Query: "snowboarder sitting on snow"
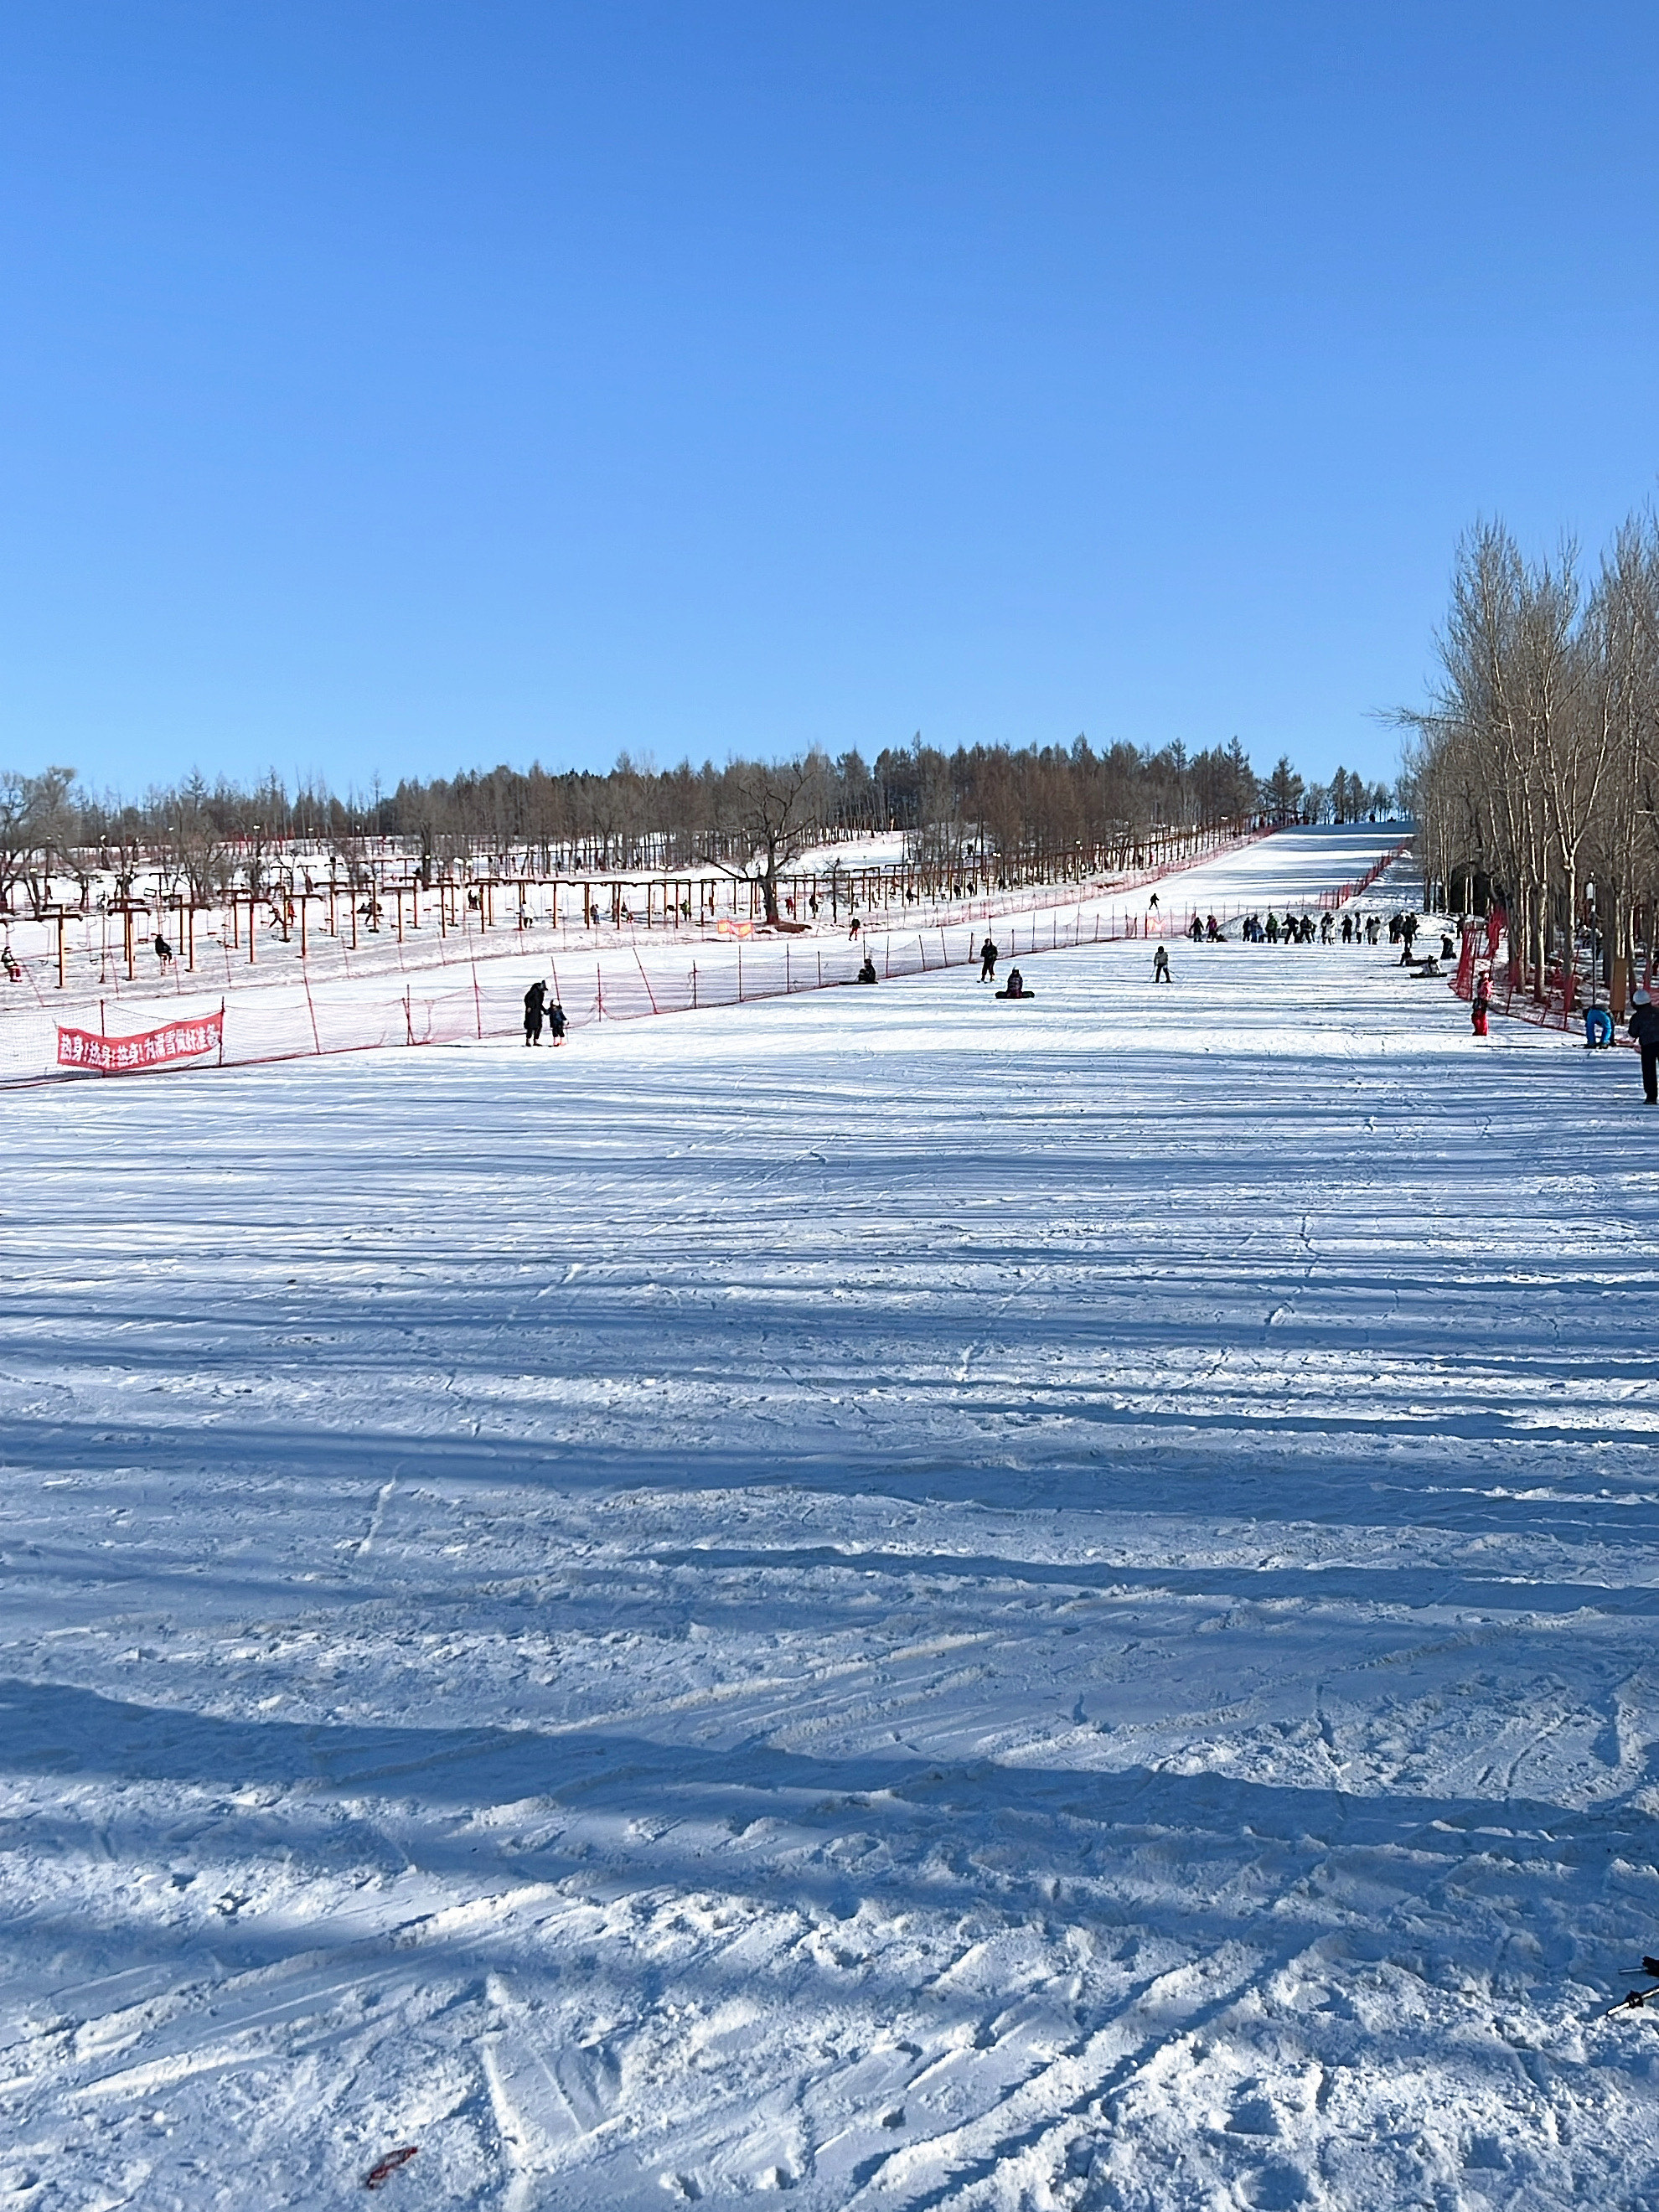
(856, 954, 877, 984)
(1152, 944, 1171, 983)
(979, 935, 999, 982)
(523, 979, 548, 1045)
(995, 968, 1032, 1000)
(548, 1000, 567, 1043)
(1628, 989, 1659, 1104)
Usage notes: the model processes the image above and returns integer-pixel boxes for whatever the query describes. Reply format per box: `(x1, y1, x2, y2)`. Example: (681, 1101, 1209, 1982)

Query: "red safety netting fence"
(1448, 911, 1639, 1038)
(0, 834, 1408, 1087)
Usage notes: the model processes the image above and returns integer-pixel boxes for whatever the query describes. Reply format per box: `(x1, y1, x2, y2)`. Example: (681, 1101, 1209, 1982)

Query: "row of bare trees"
(1403, 516, 1659, 995)
(3, 735, 1388, 921)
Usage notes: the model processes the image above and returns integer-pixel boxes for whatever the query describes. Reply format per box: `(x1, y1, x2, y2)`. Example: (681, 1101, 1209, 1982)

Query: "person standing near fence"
(523, 978, 548, 1046)
(1628, 989, 1659, 1103)
(1471, 972, 1491, 1037)
(548, 1000, 567, 1045)
(979, 935, 999, 982)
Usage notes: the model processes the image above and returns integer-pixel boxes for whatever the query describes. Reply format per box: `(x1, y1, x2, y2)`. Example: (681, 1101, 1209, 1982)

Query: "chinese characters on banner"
(56, 1008, 225, 1074)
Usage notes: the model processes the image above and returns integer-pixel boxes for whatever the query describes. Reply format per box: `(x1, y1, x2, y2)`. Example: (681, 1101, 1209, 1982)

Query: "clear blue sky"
(3, 3, 1656, 798)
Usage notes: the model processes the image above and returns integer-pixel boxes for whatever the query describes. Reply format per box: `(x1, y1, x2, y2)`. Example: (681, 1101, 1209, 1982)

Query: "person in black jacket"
(523, 979, 548, 1046)
(1629, 990, 1659, 1103)
(979, 936, 999, 982)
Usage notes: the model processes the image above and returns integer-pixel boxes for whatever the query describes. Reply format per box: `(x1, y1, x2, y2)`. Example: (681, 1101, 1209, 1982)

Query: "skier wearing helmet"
(1628, 989, 1659, 1103)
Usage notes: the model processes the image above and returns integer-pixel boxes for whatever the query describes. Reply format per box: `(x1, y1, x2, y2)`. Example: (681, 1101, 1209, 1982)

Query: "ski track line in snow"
(8, 830, 1659, 2207)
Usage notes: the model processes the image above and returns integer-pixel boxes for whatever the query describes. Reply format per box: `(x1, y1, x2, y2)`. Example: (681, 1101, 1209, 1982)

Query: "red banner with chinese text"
(56, 1008, 224, 1074)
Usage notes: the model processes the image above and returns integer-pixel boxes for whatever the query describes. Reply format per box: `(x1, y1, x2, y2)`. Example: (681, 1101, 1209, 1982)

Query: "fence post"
(471, 954, 483, 1039)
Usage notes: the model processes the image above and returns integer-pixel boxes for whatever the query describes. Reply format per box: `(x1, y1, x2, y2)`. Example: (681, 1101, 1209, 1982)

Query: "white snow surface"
(6, 829, 1659, 2209)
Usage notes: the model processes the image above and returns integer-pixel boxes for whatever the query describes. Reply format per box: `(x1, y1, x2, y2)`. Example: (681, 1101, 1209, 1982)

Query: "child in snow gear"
(856, 955, 877, 984)
(548, 1001, 567, 1043)
(1628, 990, 1659, 1103)
(1471, 973, 1491, 1036)
(979, 936, 999, 982)
(1152, 944, 1171, 983)
(523, 979, 548, 1044)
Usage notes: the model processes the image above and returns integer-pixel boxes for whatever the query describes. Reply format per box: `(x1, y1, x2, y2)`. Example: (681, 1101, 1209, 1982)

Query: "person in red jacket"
(1471, 972, 1491, 1036)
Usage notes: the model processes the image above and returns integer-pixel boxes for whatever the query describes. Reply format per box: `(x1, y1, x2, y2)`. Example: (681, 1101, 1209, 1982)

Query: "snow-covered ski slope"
(0, 824, 1403, 1084)
(7, 826, 1659, 2209)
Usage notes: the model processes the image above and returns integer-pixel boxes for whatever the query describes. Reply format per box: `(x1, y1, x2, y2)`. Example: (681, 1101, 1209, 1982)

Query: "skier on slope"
(979, 935, 999, 982)
(523, 979, 548, 1046)
(1152, 944, 1171, 984)
(1628, 989, 1659, 1104)
(548, 1000, 567, 1045)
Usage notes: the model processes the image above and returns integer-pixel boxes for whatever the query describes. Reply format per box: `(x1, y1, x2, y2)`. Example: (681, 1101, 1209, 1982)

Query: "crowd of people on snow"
(1178, 908, 1392, 947)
